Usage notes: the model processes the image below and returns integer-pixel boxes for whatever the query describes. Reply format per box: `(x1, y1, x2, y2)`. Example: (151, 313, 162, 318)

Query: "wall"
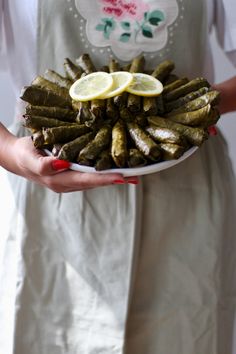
(0, 32, 236, 175)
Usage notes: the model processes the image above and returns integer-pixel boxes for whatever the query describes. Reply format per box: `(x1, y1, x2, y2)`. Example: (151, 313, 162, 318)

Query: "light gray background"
(0, 31, 236, 175)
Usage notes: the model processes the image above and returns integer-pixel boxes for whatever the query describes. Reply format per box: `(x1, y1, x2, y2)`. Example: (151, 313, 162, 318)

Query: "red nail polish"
(51, 159, 70, 171)
(128, 180, 139, 185)
(208, 125, 218, 136)
(113, 180, 125, 184)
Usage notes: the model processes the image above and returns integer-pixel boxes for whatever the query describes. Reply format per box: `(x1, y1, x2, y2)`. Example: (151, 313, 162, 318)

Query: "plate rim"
(44, 146, 198, 177)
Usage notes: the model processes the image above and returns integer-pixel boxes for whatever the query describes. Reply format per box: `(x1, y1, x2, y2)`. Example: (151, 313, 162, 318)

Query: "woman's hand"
(213, 76, 236, 114)
(0, 124, 138, 193)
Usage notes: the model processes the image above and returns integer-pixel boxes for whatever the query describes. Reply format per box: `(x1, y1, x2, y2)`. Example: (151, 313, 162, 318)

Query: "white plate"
(45, 146, 198, 177)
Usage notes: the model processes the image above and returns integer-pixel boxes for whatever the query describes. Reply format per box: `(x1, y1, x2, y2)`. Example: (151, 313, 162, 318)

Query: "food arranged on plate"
(20, 54, 221, 172)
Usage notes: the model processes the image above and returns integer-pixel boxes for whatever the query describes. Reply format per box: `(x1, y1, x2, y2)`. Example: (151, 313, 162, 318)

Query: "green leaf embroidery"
(142, 25, 153, 38)
(148, 10, 165, 26)
(102, 17, 113, 23)
(104, 30, 111, 39)
(96, 24, 105, 31)
(106, 20, 113, 28)
(96, 18, 116, 40)
(104, 25, 113, 39)
(120, 33, 131, 43)
(97, 10, 164, 42)
(102, 18, 115, 28)
(121, 21, 130, 30)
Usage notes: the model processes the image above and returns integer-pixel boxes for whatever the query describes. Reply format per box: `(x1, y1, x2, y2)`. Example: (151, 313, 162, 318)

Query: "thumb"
(36, 156, 71, 176)
(51, 159, 71, 172)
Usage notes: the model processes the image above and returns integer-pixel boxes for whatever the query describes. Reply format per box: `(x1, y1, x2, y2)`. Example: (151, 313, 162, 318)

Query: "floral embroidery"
(96, 1, 165, 43)
(101, 0, 149, 20)
(74, 0, 179, 61)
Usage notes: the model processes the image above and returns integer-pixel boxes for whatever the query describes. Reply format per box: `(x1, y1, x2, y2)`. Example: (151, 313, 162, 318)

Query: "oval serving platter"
(45, 146, 198, 177)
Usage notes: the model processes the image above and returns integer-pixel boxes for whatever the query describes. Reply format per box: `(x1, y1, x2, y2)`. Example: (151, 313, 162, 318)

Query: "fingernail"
(128, 180, 139, 185)
(51, 159, 70, 171)
(113, 179, 125, 184)
(208, 125, 218, 136)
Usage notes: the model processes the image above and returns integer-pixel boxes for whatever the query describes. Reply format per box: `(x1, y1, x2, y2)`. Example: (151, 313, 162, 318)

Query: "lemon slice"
(98, 71, 134, 99)
(69, 72, 113, 101)
(126, 73, 163, 97)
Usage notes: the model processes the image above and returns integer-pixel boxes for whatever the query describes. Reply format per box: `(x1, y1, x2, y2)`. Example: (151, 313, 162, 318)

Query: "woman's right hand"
(0, 125, 138, 193)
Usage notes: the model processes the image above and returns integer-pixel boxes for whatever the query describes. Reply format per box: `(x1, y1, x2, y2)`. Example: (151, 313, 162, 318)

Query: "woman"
(0, 1, 236, 353)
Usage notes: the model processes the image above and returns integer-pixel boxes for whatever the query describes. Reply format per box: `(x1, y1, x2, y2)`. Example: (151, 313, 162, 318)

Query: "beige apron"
(0, 1, 236, 353)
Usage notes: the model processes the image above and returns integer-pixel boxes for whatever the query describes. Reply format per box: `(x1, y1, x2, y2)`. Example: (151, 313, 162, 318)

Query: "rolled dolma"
(147, 116, 208, 146)
(76, 157, 93, 167)
(108, 59, 128, 113)
(31, 76, 70, 100)
(164, 78, 210, 102)
(156, 95, 165, 115)
(200, 107, 221, 128)
(111, 120, 128, 168)
(25, 105, 77, 122)
(135, 114, 148, 127)
(128, 148, 147, 168)
(109, 59, 120, 73)
(78, 125, 112, 163)
(145, 124, 185, 145)
(165, 87, 210, 112)
(95, 149, 113, 171)
(63, 58, 83, 81)
(127, 93, 141, 113)
(143, 96, 158, 115)
(106, 98, 119, 123)
(89, 54, 107, 114)
(120, 107, 133, 122)
(42, 124, 90, 144)
(113, 92, 128, 109)
(127, 55, 145, 113)
(20, 86, 72, 108)
(127, 122, 161, 161)
(129, 55, 145, 73)
(52, 143, 64, 157)
(44, 69, 72, 89)
(76, 53, 96, 74)
(31, 130, 46, 149)
(166, 90, 220, 116)
(23, 115, 77, 130)
(151, 60, 175, 82)
(77, 106, 102, 128)
(72, 99, 89, 112)
(144, 95, 164, 116)
(159, 143, 185, 160)
(167, 104, 214, 127)
(90, 99, 106, 118)
(76, 104, 91, 124)
(162, 77, 189, 95)
(58, 132, 95, 161)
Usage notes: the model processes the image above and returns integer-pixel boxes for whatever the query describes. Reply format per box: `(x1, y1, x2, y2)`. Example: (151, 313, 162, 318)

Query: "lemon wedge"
(98, 71, 134, 99)
(126, 73, 163, 97)
(69, 72, 113, 101)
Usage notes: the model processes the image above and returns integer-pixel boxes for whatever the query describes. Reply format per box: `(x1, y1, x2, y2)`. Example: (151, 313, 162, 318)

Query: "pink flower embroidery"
(101, 0, 149, 20)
